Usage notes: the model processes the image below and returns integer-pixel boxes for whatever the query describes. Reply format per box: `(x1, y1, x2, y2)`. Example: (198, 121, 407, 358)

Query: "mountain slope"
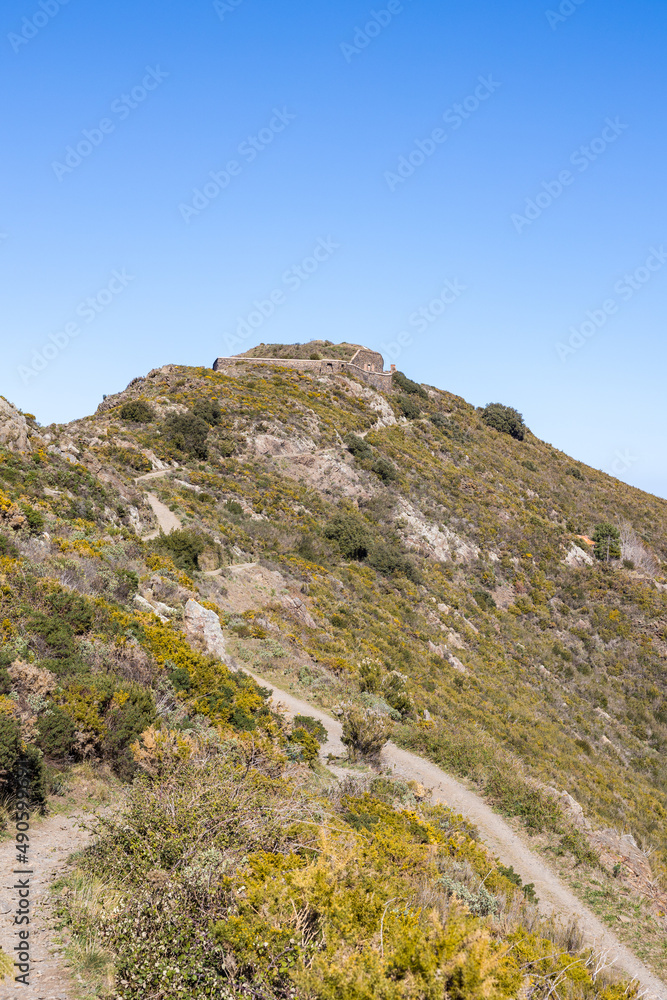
(1, 352, 666, 995)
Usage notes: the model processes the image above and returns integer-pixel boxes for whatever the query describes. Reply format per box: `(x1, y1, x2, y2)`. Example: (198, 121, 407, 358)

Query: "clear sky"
(2, 0, 666, 497)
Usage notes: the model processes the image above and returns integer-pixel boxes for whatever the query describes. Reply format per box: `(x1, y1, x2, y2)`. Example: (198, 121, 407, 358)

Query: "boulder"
(184, 599, 232, 665)
(0, 398, 31, 453)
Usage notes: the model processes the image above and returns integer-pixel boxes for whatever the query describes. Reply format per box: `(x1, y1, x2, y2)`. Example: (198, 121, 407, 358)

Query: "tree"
(593, 522, 621, 562)
(481, 403, 526, 441)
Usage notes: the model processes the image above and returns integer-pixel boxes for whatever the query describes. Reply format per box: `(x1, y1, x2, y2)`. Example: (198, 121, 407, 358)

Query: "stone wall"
(350, 348, 384, 373)
(212, 356, 394, 391)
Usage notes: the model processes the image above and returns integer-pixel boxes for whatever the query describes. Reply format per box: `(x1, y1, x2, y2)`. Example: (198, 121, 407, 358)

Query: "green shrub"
(397, 394, 421, 419)
(31, 615, 75, 659)
(47, 590, 94, 633)
(293, 714, 328, 743)
(153, 528, 211, 573)
(367, 541, 419, 581)
(163, 412, 210, 459)
(481, 403, 526, 440)
(103, 685, 157, 779)
(341, 706, 391, 763)
(193, 399, 221, 426)
(217, 437, 236, 457)
(344, 433, 373, 461)
(566, 466, 585, 481)
(0, 532, 19, 558)
(324, 511, 370, 561)
(224, 500, 244, 515)
(522, 459, 537, 472)
(473, 588, 496, 611)
(593, 522, 621, 561)
(168, 666, 192, 693)
(37, 706, 76, 758)
(120, 400, 155, 423)
(21, 505, 45, 536)
(392, 371, 428, 398)
(287, 725, 321, 764)
(0, 668, 11, 695)
(371, 457, 398, 482)
(558, 830, 600, 867)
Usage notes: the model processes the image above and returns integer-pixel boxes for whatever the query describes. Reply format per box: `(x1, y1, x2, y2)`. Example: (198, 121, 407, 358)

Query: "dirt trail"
(246, 669, 667, 1000)
(136, 488, 666, 996)
(0, 813, 92, 1000)
(142, 493, 181, 539)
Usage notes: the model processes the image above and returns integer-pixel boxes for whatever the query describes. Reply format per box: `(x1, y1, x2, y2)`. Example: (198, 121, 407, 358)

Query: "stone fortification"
(212, 348, 394, 391)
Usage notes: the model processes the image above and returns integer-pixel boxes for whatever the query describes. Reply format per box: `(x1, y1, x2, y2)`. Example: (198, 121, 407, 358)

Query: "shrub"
(522, 459, 537, 472)
(397, 394, 421, 419)
(566, 466, 585, 481)
(593, 522, 621, 561)
(481, 403, 526, 440)
(0, 668, 11, 695)
(341, 706, 391, 763)
(344, 433, 373, 461)
(371, 457, 398, 482)
(473, 588, 496, 611)
(367, 541, 419, 582)
(287, 726, 320, 764)
(193, 399, 221, 426)
(324, 512, 370, 561)
(47, 590, 94, 633)
(293, 714, 328, 744)
(21, 504, 45, 536)
(224, 500, 243, 515)
(37, 706, 76, 758)
(163, 413, 210, 459)
(0, 532, 18, 558)
(120, 400, 155, 423)
(392, 371, 428, 398)
(154, 529, 211, 573)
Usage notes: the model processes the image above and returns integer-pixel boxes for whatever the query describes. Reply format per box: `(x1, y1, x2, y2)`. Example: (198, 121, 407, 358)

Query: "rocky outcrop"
(184, 599, 233, 665)
(564, 542, 594, 567)
(0, 398, 31, 453)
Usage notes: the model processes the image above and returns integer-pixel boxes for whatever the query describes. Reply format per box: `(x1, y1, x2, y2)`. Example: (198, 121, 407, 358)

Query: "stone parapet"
(212, 356, 394, 391)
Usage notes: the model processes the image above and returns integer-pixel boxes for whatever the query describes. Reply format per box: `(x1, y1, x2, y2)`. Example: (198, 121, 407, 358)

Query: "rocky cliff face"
(0, 397, 31, 453)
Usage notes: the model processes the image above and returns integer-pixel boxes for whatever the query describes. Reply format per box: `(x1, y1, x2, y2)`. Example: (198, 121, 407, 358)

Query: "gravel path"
(0, 813, 91, 1000)
(246, 668, 667, 1000)
(134, 489, 666, 998)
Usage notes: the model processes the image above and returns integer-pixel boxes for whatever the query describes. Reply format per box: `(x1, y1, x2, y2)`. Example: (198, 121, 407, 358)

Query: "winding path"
(245, 669, 667, 1000)
(133, 480, 667, 998)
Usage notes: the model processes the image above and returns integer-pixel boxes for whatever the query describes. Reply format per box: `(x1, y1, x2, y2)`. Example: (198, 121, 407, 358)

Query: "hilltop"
(0, 351, 666, 998)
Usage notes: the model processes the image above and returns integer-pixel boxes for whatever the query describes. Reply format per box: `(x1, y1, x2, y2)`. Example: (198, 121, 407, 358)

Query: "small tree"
(481, 403, 526, 441)
(593, 522, 621, 562)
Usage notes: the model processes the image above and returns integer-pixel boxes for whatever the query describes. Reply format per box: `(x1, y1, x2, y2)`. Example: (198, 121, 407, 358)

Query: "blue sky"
(2, 0, 666, 497)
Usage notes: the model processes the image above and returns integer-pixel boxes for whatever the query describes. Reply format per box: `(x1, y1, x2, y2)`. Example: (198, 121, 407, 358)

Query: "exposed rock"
(184, 599, 232, 665)
(397, 499, 480, 564)
(253, 434, 316, 457)
(565, 542, 594, 568)
(0, 398, 31, 453)
(134, 595, 168, 623)
(282, 595, 318, 629)
(546, 787, 587, 827)
(445, 652, 467, 675)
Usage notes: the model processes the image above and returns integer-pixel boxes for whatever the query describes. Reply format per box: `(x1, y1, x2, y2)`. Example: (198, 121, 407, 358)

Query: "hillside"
(1, 350, 666, 998)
